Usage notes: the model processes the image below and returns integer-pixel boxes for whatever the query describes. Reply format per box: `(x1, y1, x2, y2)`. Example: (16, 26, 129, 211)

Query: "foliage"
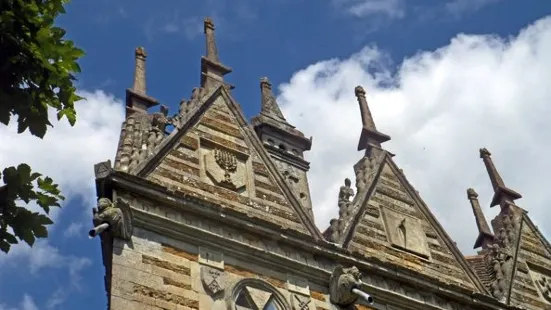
(0, 164, 64, 253)
(0, 0, 84, 253)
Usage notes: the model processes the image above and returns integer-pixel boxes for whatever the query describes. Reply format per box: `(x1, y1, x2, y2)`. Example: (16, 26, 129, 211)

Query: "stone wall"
(108, 227, 336, 310)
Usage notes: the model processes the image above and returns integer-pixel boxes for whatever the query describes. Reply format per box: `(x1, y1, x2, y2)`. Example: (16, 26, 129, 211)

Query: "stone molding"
(100, 171, 523, 310)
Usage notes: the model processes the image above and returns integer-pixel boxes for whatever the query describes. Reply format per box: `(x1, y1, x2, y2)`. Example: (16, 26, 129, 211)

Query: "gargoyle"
(329, 265, 363, 307)
(92, 197, 133, 240)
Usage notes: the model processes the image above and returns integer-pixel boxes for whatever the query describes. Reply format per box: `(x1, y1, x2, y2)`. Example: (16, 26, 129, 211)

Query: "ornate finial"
(355, 85, 390, 152)
(133, 46, 147, 94)
(466, 188, 494, 249)
(479, 147, 522, 207)
(259, 77, 286, 122)
(200, 17, 232, 90)
(203, 17, 219, 63)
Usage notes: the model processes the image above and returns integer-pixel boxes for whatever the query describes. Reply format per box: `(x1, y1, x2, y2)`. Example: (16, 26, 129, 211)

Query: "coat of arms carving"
(205, 148, 246, 191)
(201, 265, 227, 295)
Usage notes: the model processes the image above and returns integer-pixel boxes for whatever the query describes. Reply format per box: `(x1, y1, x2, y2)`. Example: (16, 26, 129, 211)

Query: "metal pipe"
(88, 223, 110, 239)
(352, 288, 374, 305)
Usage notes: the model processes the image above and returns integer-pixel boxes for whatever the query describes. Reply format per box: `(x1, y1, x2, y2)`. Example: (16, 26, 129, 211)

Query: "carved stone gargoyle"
(92, 197, 133, 240)
(329, 266, 363, 308)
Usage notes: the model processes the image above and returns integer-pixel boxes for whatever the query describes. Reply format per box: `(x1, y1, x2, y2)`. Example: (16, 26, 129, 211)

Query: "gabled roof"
(341, 152, 489, 293)
(132, 85, 323, 240)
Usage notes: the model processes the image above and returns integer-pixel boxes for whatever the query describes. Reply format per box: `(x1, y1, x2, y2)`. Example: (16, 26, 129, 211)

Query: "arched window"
(229, 279, 289, 310)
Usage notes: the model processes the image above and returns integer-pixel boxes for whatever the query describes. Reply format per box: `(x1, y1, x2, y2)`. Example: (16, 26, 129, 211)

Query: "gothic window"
(230, 279, 289, 310)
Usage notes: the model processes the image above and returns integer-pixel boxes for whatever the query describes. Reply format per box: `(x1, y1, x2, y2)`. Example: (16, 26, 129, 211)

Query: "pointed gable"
(137, 86, 321, 239)
(508, 214, 551, 309)
(344, 154, 485, 292)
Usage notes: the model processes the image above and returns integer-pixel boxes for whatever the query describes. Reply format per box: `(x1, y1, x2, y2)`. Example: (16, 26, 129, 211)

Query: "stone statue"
(92, 197, 133, 240)
(329, 265, 362, 307)
(338, 178, 355, 218)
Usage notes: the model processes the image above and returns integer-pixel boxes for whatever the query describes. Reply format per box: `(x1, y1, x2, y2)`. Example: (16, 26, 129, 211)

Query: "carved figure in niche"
(92, 198, 133, 240)
(338, 178, 355, 218)
(535, 275, 551, 302)
(329, 265, 362, 307)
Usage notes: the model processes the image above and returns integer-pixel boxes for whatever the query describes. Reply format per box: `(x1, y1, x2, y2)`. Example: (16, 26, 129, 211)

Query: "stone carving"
(534, 274, 551, 302)
(205, 148, 246, 191)
(292, 294, 312, 310)
(201, 265, 227, 295)
(92, 197, 133, 240)
(326, 178, 357, 243)
(115, 105, 171, 173)
(338, 178, 355, 219)
(329, 265, 362, 307)
(94, 160, 112, 179)
(381, 208, 429, 258)
(486, 211, 519, 301)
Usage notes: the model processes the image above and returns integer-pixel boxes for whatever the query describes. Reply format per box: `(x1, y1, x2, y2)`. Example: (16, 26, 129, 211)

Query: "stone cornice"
(99, 171, 521, 310)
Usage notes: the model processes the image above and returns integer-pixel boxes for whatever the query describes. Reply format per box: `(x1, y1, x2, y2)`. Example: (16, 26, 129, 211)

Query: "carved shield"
(292, 294, 312, 310)
(201, 265, 227, 295)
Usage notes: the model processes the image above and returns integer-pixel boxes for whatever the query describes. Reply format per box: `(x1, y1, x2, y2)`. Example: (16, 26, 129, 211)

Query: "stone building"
(91, 17, 551, 310)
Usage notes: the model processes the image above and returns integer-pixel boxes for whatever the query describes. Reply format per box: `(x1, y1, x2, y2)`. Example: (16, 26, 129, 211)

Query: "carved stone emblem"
(381, 208, 429, 258)
(201, 265, 227, 295)
(536, 275, 551, 302)
(92, 197, 133, 240)
(205, 148, 246, 191)
(292, 294, 312, 310)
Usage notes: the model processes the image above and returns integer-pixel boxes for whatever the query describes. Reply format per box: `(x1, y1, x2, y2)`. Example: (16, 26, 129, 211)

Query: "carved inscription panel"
(381, 208, 430, 258)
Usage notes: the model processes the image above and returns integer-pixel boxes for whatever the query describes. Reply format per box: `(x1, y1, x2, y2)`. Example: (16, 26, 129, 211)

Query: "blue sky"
(2, 0, 551, 309)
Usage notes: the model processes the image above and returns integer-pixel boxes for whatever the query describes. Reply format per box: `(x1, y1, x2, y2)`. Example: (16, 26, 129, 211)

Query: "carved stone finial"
(259, 77, 286, 122)
(329, 266, 362, 307)
(92, 198, 133, 240)
(467, 188, 478, 199)
(478, 147, 522, 207)
(133, 47, 147, 94)
(354, 85, 390, 152)
(204, 17, 219, 63)
(466, 188, 494, 249)
(200, 17, 232, 90)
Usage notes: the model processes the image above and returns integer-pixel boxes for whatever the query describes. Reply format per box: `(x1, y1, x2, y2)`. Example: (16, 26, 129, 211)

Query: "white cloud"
(278, 16, 551, 254)
(0, 90, 124, 222)
(0, 90, 123, 306)
(333, 0, 405, 19)
(63, 222, 84, 238)
(445, 0, 502, 17)
(0, 294, 39, 310)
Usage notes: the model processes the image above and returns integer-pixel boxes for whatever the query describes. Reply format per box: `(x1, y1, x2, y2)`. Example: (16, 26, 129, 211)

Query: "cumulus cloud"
(0, 90, 124, 221)
(0, 90, 124, 307)
(278, 16, 551, 254)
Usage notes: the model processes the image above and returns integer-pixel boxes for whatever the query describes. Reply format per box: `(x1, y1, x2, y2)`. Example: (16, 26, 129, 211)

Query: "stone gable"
(508, 215, 551, 309)
(141, 88, 317, 238)
(346, 155, 481, 291)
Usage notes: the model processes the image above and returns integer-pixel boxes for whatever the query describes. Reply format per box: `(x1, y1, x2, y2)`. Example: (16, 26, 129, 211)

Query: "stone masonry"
(91, 17, 551, 310)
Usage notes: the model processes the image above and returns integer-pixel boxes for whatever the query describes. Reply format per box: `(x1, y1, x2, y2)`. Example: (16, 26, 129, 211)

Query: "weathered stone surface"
(144, 93, 313, 236)
(508, 217, 551, 309)
(348, 159, 476, 290)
